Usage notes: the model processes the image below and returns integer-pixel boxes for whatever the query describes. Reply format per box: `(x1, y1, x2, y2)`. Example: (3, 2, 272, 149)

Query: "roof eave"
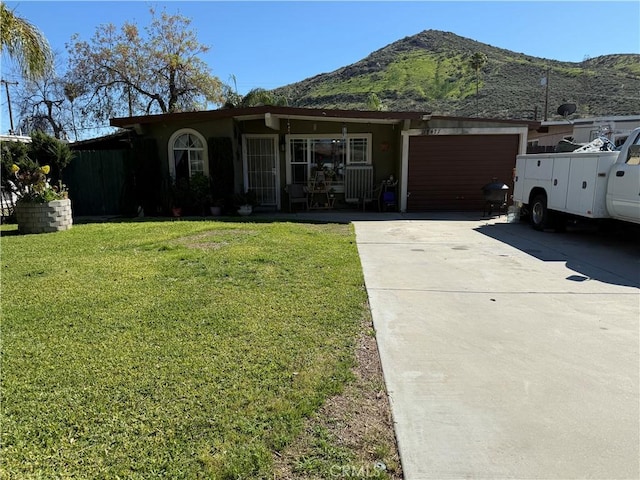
(109, 106, 540, 130)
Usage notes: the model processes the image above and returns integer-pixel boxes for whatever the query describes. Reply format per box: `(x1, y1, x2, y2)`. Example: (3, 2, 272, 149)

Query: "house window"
(168, 129, 208, 180)
(286, 134, 371, 189)
(349, 137, 368, 164)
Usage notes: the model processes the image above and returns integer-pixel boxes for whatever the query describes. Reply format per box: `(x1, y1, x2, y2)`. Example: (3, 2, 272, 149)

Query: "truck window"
(627, 145, 640, 165)
(615, 136, 628, 148)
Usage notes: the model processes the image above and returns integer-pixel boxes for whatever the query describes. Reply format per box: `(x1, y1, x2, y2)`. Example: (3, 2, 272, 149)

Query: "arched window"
(168, 129, 207, 180)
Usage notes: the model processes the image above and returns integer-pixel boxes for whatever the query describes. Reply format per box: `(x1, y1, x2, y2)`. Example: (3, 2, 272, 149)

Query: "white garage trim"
(401, 130, 410, 213)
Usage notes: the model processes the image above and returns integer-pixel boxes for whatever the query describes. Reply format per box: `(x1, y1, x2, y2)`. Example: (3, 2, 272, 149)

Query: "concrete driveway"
(354, 214, 639, 480)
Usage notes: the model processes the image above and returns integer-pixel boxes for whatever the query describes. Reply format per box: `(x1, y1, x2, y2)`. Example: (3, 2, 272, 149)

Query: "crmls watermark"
(329, 461, 387, 478)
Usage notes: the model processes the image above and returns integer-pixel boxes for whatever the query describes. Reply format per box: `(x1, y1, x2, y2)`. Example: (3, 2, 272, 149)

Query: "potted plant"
(234, 189, 257, 216)
(328, 187, 336, 208)
(2, 132, 74, 230)
(209, 197, 224, 216)
(189, 173, 211, 216)
(9, 162, 72, 234)
(312, 160, 336, 182)
(170, 177, 191, 217)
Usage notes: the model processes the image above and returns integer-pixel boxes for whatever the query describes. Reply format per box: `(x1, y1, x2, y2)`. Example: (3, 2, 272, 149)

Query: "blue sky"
(1, 1, 639, 135)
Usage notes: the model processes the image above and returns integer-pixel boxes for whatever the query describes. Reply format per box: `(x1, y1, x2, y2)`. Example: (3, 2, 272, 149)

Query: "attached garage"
(399, 118, 532, 212)
(407, 134, 520, 211)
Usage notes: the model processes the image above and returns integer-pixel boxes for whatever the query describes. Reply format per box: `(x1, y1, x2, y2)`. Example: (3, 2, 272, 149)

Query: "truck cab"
(606, 129, 640, 224)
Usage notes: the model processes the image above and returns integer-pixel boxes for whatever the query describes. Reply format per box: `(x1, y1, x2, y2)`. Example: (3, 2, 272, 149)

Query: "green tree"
(0, 4, 53, 80)
(29, 130, 74, 178)
(367, 92, 385, 111)
(66, 7, 223, 121)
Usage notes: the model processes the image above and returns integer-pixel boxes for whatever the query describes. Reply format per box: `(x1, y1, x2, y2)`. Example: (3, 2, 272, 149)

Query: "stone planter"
(15, 199, 73, 234)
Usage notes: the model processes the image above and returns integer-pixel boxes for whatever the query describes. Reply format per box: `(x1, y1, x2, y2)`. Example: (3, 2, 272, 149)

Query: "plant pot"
(15, 198, 73, 234)
(237, 204, 252, 216)
(210, 206, 222, 216)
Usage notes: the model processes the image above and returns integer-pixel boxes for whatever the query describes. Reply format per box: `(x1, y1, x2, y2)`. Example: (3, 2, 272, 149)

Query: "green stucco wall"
(130, 114, 403, 212)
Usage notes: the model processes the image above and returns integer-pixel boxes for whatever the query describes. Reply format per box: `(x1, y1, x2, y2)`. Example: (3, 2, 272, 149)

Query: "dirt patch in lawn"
(173, 229, 258, 250)
(273, 307, 403, 479)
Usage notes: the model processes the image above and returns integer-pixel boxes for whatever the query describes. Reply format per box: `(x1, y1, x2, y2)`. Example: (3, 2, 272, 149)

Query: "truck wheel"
(530, 194, 550, 230)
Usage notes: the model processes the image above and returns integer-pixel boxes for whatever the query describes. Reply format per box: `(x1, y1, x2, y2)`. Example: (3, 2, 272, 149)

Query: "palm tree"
(469, 52, 487, 116)
(0, 4, 53, 80)
(240, 87, 287, 107)
(222, 75, 288, 108)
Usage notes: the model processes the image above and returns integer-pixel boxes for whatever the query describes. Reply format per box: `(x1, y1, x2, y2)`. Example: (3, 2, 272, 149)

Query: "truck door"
(607, 131, 640, 224)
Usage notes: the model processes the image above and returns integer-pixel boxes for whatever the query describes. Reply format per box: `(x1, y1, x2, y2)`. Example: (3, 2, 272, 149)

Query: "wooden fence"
(63, 149, 135, 216)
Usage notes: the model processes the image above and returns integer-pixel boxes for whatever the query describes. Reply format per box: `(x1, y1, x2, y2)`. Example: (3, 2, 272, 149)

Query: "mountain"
(274, 30, 640, 120)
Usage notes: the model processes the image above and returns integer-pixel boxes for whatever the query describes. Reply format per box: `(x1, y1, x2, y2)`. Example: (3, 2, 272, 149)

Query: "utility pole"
(543, 67, 550, 122)
(1, 79, 19, 134)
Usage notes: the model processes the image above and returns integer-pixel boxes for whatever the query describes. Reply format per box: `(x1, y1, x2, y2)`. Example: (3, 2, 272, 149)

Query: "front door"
(242, 135, 280, 208)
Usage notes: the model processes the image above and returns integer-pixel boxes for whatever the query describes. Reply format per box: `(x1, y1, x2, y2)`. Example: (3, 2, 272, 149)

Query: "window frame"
(167, 129, 208, 180)
(625, 131, 640, 165)
(284, 133, 372, 189)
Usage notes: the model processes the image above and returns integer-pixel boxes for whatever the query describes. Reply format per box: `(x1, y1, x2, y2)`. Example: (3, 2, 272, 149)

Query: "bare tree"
(66, 7, 223, 122)
(17, 87, 65, 139)
(15, 54, 72, 139)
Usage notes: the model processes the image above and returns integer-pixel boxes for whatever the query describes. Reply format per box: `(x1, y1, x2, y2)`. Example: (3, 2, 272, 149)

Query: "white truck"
(513, 127, 640, 230)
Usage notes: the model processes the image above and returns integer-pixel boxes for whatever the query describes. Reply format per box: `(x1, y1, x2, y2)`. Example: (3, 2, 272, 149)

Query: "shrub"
(1, 133, 74, 204)
(8, 163, 68, 203)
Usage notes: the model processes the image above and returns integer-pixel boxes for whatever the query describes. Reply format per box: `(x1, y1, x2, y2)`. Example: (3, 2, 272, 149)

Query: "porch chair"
(285, 183, 308, 212)
(344, 165, 375, 211)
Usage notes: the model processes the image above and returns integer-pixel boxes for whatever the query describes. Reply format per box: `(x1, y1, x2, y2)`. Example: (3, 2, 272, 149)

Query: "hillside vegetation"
(274, 30, 640, 120)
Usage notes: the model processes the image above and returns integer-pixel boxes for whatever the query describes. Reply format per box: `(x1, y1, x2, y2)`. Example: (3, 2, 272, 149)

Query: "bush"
(8, 163, 68, 203)
(1, 133, 74, 196)
(170, 173, 213, 215)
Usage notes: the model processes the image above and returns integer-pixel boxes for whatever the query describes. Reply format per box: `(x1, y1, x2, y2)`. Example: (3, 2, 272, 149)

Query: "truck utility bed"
(514, 151, 619, 219)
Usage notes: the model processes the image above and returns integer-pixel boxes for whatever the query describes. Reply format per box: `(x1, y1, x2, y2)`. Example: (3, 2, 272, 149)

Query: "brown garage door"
(407, 134, 519, 211)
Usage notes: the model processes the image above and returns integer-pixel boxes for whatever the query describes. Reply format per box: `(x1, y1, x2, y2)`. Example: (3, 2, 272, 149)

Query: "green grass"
(0, 220, 368, 479)
(613, 57, 640, 76)
(310, 51, 474, 101)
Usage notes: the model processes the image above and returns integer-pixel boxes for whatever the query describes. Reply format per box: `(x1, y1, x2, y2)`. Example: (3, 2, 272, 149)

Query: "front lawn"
(0, 220, 368, 478)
